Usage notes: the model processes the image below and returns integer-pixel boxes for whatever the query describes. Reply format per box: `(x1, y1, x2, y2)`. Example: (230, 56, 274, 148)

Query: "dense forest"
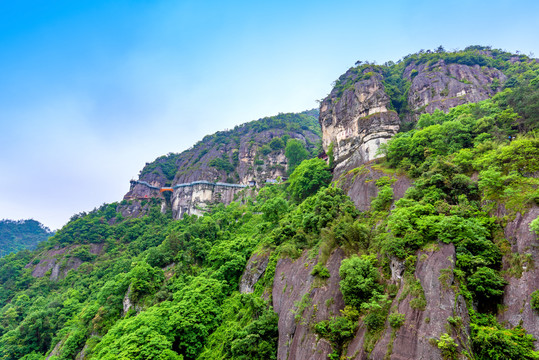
(0, 220, 54, 258)
(0, 47, 538, 359)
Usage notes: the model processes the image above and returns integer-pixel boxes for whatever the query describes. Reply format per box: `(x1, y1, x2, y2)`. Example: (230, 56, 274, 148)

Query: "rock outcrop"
(405, 61, 505, 121)
(240, 252, 270, 294)
(319, 72, 400, 177)
(25, 243, 104, 280)
(498, 206, 539, 348)
(122, 110, 320, 217)
(346, 243, 471, 359)
(320, 59, 507, 177)
(272, 249, 346, 360)
(335, 164, 412, 211)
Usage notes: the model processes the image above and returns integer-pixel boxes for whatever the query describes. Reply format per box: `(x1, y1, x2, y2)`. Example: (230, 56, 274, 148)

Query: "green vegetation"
(138, 110, 321, 185)
(2, 47, 539, 360)
(284, 139, 309, 174)
(287, 158, 332, 201)
(0, 219, 54, 257)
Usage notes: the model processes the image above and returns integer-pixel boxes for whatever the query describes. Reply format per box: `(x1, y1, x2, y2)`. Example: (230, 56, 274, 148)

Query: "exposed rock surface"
(335, 163, 412, 211)
(25, 244, 104, 280)
(170, 183, 253, 219)
(319, 73, 400, 177)
(123, 110, 320, 217)
(273, 249, 346, 360)
(498, 206, 539, 347)
(405, 61, 505, 121)
(346, 243, 470, 359)
(240, 252, 270, 294)
(320, 60, 507, 177)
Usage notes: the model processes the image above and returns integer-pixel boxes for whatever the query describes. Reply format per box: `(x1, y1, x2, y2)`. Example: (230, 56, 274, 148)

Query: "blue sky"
(1, 0, 538, 229)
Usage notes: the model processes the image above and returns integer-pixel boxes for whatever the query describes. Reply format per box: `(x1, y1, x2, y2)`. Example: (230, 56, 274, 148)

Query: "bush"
(388, 312, 405, 329)
(467, 267, 507, 300)
(288, 158, 332, 201)
(531, 290, 539, 312)
(371, 185, 394, 211)
(436, 333, 459, 360)
(530, 216, 539, 235)
(471, 314, 539, 360)
(311, 263, 331, 279)
(339, 255, 382, 309)
(285, 139, 309, 174)
(269, 137, 285, 150)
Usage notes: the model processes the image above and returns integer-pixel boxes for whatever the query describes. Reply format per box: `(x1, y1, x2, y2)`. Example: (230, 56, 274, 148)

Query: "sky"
(0, 0, 538, 230)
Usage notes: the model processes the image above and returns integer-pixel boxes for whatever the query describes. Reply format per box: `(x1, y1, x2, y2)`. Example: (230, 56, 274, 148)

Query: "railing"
(131, 180, 248, 192)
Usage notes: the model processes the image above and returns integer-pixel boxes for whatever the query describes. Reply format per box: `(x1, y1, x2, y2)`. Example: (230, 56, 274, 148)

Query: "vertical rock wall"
(319, 73, 400, 177)
(498, 206, 539, 348)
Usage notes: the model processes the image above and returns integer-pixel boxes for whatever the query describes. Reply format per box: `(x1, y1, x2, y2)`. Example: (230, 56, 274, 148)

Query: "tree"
(284, 139, 309, 174)
(288, 158, 332, 201)
(339, 255, 382, 309)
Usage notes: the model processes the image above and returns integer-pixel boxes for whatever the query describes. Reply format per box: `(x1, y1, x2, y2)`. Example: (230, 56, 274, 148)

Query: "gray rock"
(498, 206, 539, 348)
(240, 252, 270, 294)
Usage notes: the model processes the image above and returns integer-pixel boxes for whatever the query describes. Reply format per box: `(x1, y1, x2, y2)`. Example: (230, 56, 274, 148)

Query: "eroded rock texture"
(273, 249, 345, 360)
(320, 61, 506, 177)
(240, 252, 270, 294)
(319, 73, 400, 177)
(499, 206, 539, 348)
(346, 243, 470, 359)
(405, 61, 505, 121)
(336, 164, 412, 211)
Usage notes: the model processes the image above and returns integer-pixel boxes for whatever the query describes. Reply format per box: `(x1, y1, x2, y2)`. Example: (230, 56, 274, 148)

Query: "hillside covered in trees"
(0, 46, 538, 360)
(0, 219, 54, 258)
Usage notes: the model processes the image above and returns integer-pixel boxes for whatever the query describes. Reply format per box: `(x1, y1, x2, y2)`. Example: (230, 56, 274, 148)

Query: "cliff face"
(320, 56, 508, 177)
(319, 73, 400, 176)
(122, 110, 320, 217)
(499, 206, 539, 345)
(405, 61, 505, 121)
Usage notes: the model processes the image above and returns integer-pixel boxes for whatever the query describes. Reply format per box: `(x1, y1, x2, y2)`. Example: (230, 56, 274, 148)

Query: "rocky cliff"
(122, 110, 320, 217)
(320, 48, 517, 178)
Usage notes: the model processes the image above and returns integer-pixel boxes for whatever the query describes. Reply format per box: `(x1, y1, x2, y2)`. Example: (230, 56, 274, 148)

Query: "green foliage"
(0, 220, 54, 257)
(339, 255, 382, 309)
(388, 312, 405, 329)
(311, 263, 330, 279)
(471, 314, 539, 360)
(436, 333, 459, 360)
(284, 139, 309, 174)
(530, 216, 539, 235)
(467, 267, 507, 300)
(531, 290, 539, 312)
(314, 306, 359, 360)
(269, 137, 285, 150)
(371, 185, 394, 211)
(140, 152, 180, 181)
(208, 156, 235, 174)
(288, 158, 332, 201)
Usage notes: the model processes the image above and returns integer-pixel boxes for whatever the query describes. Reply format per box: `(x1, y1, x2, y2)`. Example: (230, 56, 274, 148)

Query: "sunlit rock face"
(319, 60, 506, 178)
(405, 60, 506, 120)
(319, 73, 400, 177)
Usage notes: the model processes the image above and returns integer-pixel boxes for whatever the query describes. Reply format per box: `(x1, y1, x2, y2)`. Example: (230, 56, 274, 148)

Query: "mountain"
(0, 219, 54, 257)
(121, 109, 321, 219)
(0, 46, 539, 360)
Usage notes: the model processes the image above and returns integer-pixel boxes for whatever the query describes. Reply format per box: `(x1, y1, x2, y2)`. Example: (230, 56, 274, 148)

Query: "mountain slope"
(0, 47, 538, 360)
(0, 219, 54, 257)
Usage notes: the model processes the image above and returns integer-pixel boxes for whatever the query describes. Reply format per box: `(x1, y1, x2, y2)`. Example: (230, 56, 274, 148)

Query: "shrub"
(530, 216, 539, 235)
(288, 158, 332, 201)
(388, 312, 405, 329)
(531, 290, 539, 312)
(436, 333, 458, 359)
(467, 267, 507, 300)
(311, 263, 331, 279)
(339, 255, 382, 309)
(269, 137, 285, 150)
